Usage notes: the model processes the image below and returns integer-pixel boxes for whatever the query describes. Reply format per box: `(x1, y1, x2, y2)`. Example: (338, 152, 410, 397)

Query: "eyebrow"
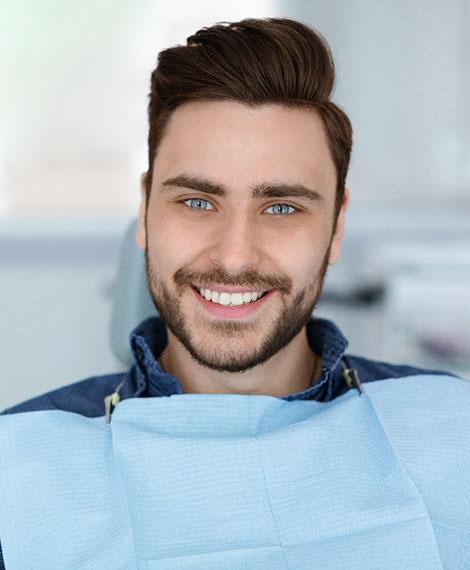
(159, 174, 325, 205)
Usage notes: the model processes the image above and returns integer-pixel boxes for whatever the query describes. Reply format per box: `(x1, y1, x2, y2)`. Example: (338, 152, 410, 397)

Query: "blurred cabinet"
(384, 265, 470, 378)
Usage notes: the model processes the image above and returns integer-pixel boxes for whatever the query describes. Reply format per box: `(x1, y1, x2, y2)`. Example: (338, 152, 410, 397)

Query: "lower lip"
(192, 287, 274, 319)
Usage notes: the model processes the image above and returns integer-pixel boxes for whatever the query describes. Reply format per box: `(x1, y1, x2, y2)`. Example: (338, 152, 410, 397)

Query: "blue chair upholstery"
(110, 219, 157, 367)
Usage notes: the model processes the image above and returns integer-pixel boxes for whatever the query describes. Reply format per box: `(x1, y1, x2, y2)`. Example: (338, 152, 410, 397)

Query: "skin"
(135, 100, 349, 397)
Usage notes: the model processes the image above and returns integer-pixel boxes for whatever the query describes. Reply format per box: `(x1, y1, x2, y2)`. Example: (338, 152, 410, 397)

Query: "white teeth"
(197, 287, 267, 306)
(219, 292, 231, 306)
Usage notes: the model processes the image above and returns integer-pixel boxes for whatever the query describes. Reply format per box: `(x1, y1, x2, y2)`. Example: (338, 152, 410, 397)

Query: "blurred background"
(1, 0, 469, 409)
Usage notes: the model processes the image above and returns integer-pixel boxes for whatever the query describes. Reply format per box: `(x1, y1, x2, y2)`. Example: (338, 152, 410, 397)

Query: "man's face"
(136, 101, 347, 373)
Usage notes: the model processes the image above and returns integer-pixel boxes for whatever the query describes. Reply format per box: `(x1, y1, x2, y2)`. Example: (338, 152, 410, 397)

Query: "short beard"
(144, 243, 331, 374)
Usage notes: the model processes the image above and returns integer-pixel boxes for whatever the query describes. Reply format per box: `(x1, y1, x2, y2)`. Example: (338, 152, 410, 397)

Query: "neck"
(158, 326, 321, 397)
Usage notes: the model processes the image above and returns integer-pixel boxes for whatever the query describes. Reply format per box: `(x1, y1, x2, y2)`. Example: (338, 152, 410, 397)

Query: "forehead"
(152, 100, 336, 194)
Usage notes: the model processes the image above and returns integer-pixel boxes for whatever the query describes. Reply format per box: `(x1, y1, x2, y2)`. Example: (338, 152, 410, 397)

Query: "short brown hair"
(146, 17, 352, 219)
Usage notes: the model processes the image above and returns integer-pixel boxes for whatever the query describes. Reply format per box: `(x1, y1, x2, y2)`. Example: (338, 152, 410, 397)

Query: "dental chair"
(110, 219, 157, 368)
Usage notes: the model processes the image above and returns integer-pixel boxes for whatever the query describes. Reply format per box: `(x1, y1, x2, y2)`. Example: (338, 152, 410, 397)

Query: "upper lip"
(194, 284, 269, 294)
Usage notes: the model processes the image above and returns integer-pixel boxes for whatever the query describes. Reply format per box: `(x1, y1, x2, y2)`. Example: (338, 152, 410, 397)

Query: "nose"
(208, 214, 262, 274)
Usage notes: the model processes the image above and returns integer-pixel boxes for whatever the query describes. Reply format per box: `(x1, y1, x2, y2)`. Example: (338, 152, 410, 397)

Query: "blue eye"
(265, 203, 295, 215)
(184, 198, 214, 210)
(182, 199, 295, 215)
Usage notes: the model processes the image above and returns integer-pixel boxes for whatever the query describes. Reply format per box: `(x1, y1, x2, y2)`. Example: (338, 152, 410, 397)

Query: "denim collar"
(129, 316, 349, 402)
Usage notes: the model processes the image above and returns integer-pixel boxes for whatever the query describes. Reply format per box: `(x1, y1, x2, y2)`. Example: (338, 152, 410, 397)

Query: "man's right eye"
(183, 198, 215, 211)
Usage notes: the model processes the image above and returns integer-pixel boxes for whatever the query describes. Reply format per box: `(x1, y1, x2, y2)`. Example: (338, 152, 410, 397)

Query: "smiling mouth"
(191, 286, 270, 306)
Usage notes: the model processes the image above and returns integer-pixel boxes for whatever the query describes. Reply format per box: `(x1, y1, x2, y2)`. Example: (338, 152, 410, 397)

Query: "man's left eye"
(265, 204, 296, 215)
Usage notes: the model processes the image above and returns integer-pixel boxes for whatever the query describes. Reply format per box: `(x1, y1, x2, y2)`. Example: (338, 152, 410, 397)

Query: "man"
(1, 18, 469, 569)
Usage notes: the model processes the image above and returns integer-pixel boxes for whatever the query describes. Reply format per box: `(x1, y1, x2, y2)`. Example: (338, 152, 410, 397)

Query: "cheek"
(146, 215, 205, 279)
(287, 248, 324, 280)
(272, 225, 330, 263)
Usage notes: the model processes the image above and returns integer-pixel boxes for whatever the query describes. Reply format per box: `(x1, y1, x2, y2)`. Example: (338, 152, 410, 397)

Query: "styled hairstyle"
(146, 17, 352, 219)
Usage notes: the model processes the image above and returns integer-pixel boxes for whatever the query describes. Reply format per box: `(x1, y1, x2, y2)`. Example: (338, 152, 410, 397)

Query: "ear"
(328, 189, 349, 265)
(135, 172, 148, 251)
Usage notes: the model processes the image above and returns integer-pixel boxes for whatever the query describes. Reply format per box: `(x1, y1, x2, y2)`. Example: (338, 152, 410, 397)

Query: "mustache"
(173, 266, 292, 294)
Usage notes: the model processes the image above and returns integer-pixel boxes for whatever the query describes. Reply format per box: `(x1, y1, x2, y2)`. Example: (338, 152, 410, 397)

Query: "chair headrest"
(110, 219, 157, 366)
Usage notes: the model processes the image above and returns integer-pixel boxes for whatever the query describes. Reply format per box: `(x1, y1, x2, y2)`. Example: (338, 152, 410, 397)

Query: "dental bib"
(1, 375, 469, 569)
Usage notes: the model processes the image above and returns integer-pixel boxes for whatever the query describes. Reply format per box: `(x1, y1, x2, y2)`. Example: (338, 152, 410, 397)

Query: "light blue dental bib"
(1, 374, 469, 569)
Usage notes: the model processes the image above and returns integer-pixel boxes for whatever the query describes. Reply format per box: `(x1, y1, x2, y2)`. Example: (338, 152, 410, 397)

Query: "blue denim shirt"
(0, 316, 454, 568)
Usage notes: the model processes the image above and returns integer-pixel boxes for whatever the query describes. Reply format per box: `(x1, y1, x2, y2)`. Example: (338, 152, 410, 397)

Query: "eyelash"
(181, 198, 297, 216)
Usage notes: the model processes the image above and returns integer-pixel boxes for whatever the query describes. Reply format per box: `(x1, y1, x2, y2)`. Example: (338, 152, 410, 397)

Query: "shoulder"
(1, 372, 129, 418)
(363, 372, 470, 414)
(344, 353, 460, 383)
(364, 373, 470, 533)
(339, 354, 470, 450)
